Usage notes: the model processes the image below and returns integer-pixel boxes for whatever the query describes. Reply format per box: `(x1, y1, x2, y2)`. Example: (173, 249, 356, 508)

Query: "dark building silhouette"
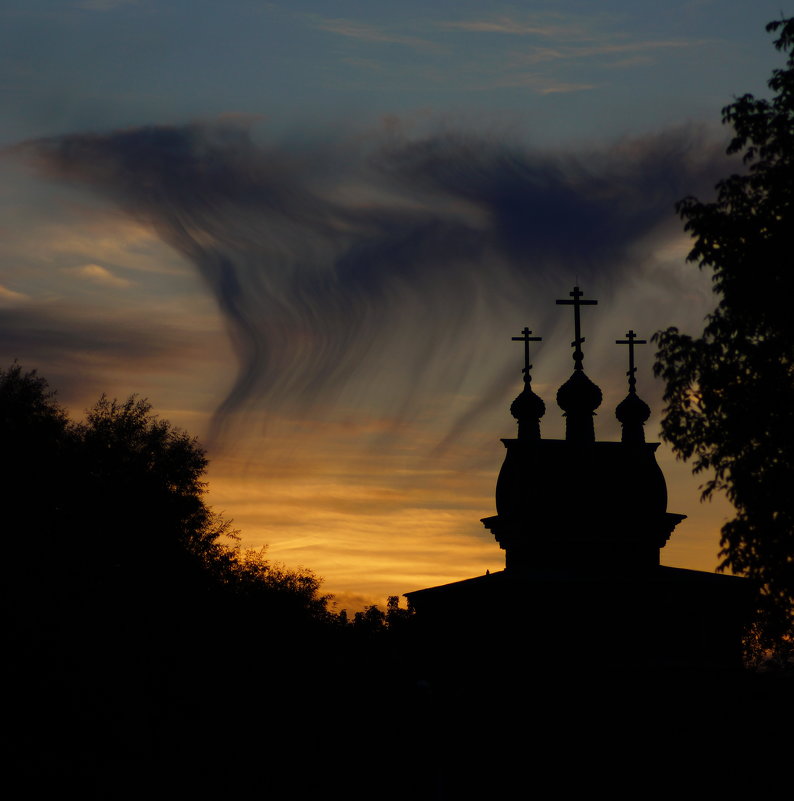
(406, 287, 750, 674)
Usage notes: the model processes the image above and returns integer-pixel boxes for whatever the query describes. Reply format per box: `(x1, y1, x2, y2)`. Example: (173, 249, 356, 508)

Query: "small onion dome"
(556, 370, 603, 442)
(616, 391, 651, 444)
(510, 383, 546, 440)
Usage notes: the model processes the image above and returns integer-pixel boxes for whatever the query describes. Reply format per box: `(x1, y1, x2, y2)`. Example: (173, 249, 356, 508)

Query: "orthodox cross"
(511, 327, 542, 383)
(556, 286, 597, 371)
(615, 329, 647, 393)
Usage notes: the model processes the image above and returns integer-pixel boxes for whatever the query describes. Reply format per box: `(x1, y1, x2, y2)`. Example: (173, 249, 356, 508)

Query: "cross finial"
(511, 327, 542, 384)
(556, 286, 597, 370)
(615, 329, 647, 393)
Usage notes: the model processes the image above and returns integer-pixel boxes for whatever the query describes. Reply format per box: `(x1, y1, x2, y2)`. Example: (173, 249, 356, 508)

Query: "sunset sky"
(0, 1, 788, 611)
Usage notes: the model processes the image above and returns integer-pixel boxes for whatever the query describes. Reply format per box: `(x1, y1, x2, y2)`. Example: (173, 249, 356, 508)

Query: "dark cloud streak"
(0, 302, 204, 404)
(15, 121, 729, 441)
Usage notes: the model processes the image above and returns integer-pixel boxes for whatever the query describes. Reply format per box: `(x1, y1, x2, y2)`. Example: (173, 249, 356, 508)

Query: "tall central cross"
(511, 327, 542, 383)
(556, 286, 597, 371)
(615, 329, 647, 392)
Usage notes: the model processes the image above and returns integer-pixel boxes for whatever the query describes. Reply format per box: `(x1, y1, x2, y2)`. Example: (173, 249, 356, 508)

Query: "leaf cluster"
(0, 363, 331, 616)
(349, 595, 414, 633)
(654, 18, 794, 647)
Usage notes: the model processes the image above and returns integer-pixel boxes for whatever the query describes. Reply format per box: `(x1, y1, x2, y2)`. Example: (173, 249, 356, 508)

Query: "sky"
(0, 0, 790, 611)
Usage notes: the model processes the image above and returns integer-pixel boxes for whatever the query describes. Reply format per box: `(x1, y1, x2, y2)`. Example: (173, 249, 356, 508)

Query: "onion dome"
(616, 391, 651, 444)
(509, 326, 545, 440)
(614, 330, 650, 444)
(556, 369, 602, 442)
(511, 380, 546, 440)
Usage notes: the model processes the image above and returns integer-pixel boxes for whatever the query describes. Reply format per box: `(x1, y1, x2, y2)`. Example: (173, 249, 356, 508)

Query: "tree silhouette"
(70, 395, 211, 581)
(1, 362, 350, 776)
(654, 17, 794, 656)
(0, 366, 329, 606)
(1, 362, 68, 513)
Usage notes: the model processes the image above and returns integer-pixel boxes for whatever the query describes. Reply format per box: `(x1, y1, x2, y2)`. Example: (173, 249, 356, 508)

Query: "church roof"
(403, 287, 750, 671)
(406, 565, 748, 605)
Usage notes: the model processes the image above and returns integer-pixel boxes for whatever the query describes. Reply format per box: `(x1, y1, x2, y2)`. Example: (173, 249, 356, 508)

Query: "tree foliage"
(351, 596, 400, 630)
(654, 18, 794, 648)
(0, 363, 332, 616)
(0, 363, 428, 782)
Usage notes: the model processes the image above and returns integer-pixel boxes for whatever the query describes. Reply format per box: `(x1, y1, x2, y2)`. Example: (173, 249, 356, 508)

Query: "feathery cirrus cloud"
(13, 120, 728, 441)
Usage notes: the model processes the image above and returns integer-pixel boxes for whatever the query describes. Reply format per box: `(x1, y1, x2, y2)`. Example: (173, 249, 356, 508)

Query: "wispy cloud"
(17, 121, 729, 444)
(68, 263, 132, 288)
(512, 39, 700, 66)
(312, 12, 701, 96)
(439, 16, 594, 40)
(73, 0, 138, 11)
(473, 74, 596, 94)
(340, 57, 385, 72)
(603, 56, 655, 70)
(441, 13, 700, 74)
(0, 284, 28, 306)
(314, 17, 443, 53)
(0, 301, 208, 404)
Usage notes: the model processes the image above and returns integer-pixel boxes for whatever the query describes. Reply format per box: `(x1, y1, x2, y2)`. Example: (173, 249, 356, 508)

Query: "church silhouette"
(406, 287, 750, 674)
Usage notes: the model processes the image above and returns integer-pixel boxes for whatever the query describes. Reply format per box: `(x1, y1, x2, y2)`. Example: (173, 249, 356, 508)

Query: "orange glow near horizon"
(203, 412, 735, 614)
(4, 196, 734, 617)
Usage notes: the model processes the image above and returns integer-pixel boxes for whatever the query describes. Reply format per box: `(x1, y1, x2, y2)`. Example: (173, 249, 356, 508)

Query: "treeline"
(2, 363, 338, 629)
(2, 361, 412, 622)
(2, 363, 419, 795)
(5, 364, 793, 798)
